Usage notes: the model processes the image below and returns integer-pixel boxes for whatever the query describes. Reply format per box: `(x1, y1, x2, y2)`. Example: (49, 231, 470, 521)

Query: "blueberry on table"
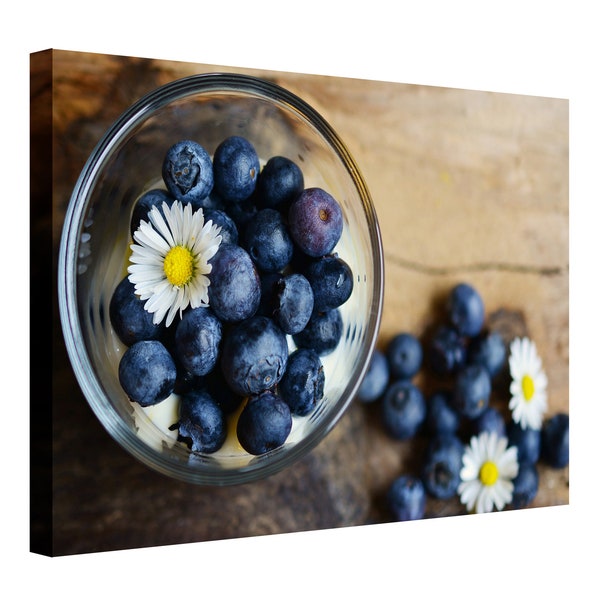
(381, 380, 426, 440)
(204, 208, 239, 246)
(178, 389, 227, 453)
(288, 187, 343, 257)
(278, 348, 325, 416)
(510, 462, 539, 509)
(387, 475, 427, 521)
(426, 390, 461, 435)
(256, 155, 304, 209)
(452, 364, 491, 419)
(303, 254, 354, 312)
(541, 412, 569, 468)
(213, 135, 260, 202)
(473, 406, 507, 438)
(467, 330, 506, 378)
(118, 340, 177, 407)
(293, 307, 344, 356)
(129, 188, 174, 239)
(162, 140, 214, 203)
(386, 332, 423, 380)
(428, 325, 467, 376)
(174, 307, 222, 377)
(207, 243, 261, 322)
(507, 420, 541, 464)
(236, 392, 293, 455)
(109, 276, 165, 346)
(421, 433, 465, 500)
(447, 282, 485, 338)
(272, 273, 314, 335)
(357, 349, 390, 404)
(242, 208, 294, 273)
(220, 316, 289, 396)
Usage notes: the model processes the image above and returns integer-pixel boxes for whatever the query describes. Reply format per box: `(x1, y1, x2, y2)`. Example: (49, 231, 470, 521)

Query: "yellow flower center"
(163, 245, 194, 287)
(479, 461, 499, 486)
(522, 374, 535, 401)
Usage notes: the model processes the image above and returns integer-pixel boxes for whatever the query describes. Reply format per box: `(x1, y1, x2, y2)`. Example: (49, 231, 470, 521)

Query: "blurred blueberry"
(421, 433, 465, 500)
(428, 325, 467, 376)
(541, 413, 569, 468)
(468, 330, 506, 377)
(357, 349, 390, 404)
(453, 364, 491, 419)
(447, 282, 485, 338)
(473, 406, 507, 438)
(382, 380, 426, 440)
(426, 390, 461, 435)
(508, 420, 541, 465)
(387, 475, 426, 521)
(510, 462, 539, 509)
(386, 332, 423, 380)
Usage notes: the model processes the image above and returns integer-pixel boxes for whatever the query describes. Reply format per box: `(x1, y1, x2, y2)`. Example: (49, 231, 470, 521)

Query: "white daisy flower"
(508, 336, 548, 430)
(458, 431, 519, 514)
(127, 200, 222, 327)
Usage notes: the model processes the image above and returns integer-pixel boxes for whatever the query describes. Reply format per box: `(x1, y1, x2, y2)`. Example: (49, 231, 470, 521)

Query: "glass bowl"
(58, 72, 384, 485)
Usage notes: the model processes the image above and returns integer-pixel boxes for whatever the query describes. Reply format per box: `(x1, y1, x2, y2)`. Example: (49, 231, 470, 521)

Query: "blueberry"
(386, 332, 423, 380)
(272, 273, 314, 335)
(256, 271, 282, 317)
(236, 392, 293, 455)
(426, 390, 461, 435)
(447, 282, 485, 338)
(207, 243, 261, 322)
(129, 188, 174, 239)
(225, 195, 260, 229)
(381, 380, 426, 440)
(387, 475, 426, 521)
(453, 364, 491, 419)
(109, 276, 164, 346)
(303, 254, 354, 312)
(510, 462, 539, 509)
(293, 307, 344, 356)
(278, 348, 324, 416)
(473, 406, 507, 438)
(428, 325, 467, 376)
(421, 434, 465, 500)
(541, 412, 569, 468)
(257, 155, 304, 209)
(204, 208, 239, 245)
(178, 389, 227, 453)
(288, 187, 343, 257)
(220, 316, 288, 396)
(357, 349, 390, 404)
(213, 135, 260, 202)
(468, 330, 506, 377)
(242, 208, 294, 273)
(507, 420, 541, 464)
(162, 140, 213, 203)
(174, 307, 222, 377)
(118, 340, 177, 407)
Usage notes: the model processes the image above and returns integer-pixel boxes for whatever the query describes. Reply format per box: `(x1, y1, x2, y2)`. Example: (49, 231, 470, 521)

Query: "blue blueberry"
(109, 276, 164, 346)
(118, 340, 177, 407)
(257, 155, 304, 209)
(288, 187, 343, 257)
(447, 282, 485, 338)
(303, 254, 354, 312)
(272, 273, 314, 335)
(224, 195, 259, 229)
(204, 208, 239, 245)
(452, 364, 491, 419)
(129, 188, 174, 239)
(293, 307, 344, 356)
(178, 389, 227, 453)
(510, 462, 539, 509)
(162, 140, 213, 203)
(213, 135, 260, 202)
(278, 348, 325, 416)
(541, 413, 569, 468)
(426, 390, 461, 435)
(207, 243, 261, 322)
(381, 380, 426, 440)
(357, 349, 390, 404)
(428, 325, 467, 375)
(236, 391, 293, 455)
(387, 475, 426, 521)
(468, 330, 506, 377)
(473, 406, 507, 438)
(421, 433, 465, 500)
(507, 420, 541, 465)
(386, 332, 423, 380)
(174, 307, 222, 377)
(220, 316, 288, 396)
(242, 208, 294, 273)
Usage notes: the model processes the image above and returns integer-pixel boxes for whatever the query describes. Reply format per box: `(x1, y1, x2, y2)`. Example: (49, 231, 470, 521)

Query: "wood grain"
(34, 48, 569, 556)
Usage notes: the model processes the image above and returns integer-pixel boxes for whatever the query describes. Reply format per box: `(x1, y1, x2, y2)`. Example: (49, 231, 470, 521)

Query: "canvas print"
(32, 49, 569, 557)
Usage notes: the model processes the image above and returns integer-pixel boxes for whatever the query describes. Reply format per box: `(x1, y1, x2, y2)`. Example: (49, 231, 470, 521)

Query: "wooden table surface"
(32, 49, 569, 557)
